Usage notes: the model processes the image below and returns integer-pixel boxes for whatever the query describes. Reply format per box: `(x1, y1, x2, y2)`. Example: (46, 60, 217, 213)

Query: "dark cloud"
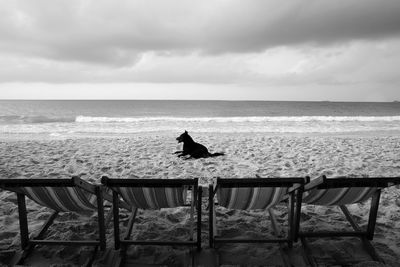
(202, 1, 400, 53)
(1, 0, 400, 66)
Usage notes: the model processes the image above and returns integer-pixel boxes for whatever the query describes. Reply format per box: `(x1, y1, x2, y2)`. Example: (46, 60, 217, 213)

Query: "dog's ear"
(185, 130, 188, 134)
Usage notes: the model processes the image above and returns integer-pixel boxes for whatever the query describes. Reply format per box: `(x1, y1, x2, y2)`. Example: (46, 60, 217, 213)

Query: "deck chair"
(101, 177, 202, 266)
(208, 177, 308, 266)
(0, 176, 113, 266)
(298, 175, 400, 266)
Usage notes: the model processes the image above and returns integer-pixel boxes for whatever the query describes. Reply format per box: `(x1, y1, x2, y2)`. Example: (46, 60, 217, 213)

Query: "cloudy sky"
(1, 0, 400, 101)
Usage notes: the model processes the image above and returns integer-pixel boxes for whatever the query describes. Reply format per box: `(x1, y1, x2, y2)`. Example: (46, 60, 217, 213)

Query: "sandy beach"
(1, 133, 400, 266)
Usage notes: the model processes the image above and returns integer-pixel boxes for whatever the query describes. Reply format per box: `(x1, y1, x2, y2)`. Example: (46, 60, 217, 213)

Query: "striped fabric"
(114, 187, 187, 209)
(19, 186, 97, 212)
(302, 187, 378, 206)
(217, 187, 288, 210)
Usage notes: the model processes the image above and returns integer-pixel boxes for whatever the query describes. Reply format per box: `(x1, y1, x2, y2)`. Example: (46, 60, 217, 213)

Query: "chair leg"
(112, 191, 120, 250)
(17, 193, 29, 250)
(340, 204, 384, 263)
(189, 187, 195, 241)
(16, 209, 58, 265)
(113, 207, 136, 266)
(287, 193, 295, 248)
(124, 208, 138, 241)
(366, 189, 381, 240)
(293, 189, 303, 242)
(32, 210, 59, 240)
(197, 186, 202, 251)
(96, 187, 106, 251)
(208, 185, 214, 249)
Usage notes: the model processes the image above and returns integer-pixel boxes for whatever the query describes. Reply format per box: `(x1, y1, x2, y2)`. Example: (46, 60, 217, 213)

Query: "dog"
(174, 131, 225, 159)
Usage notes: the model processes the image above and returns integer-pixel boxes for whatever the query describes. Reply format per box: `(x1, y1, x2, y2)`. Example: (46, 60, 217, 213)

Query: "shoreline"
(1, 129, 400, 142)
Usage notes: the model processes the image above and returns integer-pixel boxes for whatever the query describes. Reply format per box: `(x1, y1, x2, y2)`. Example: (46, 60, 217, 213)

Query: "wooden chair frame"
(101, 177, 202, 266)
(0, 177, 110, 266)
(298, 176, 400, 266)
(208, 177, 308, 266)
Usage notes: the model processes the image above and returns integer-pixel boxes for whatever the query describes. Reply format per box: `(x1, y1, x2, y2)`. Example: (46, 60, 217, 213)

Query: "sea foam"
(75, 115, 400, 123)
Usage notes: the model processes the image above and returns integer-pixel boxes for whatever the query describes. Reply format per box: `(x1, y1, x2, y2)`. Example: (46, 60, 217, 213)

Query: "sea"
(1, 100, 400, 139)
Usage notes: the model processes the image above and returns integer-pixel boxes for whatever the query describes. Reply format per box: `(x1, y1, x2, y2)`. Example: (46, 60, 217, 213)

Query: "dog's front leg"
(174, 151, 183, 154)
(177, 151, 189, 157)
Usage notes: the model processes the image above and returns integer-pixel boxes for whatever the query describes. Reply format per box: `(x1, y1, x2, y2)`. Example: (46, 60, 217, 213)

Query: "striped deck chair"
(299, 175, 400, 266)
(0, 177, 113, 266)
(208, 177, 308, 266)
(101, 176, 202, 266)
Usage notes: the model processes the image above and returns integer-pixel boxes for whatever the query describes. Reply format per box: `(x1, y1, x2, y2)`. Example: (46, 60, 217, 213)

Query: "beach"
(2, 0, 400, 264)
(1, 132, 400, 266)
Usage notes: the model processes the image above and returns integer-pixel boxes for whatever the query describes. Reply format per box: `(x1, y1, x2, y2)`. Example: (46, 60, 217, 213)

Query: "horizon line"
(0, 99, 399, 103)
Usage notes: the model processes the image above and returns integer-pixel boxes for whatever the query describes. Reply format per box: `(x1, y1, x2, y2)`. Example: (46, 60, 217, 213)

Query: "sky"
(1, 0, 400, 101)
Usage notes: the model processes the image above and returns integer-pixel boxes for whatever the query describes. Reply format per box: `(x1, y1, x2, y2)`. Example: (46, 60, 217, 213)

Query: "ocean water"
(1, 100, 400, 138)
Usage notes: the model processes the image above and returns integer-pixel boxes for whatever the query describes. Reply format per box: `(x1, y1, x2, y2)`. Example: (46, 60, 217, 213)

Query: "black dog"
(175, 131, 225, 159)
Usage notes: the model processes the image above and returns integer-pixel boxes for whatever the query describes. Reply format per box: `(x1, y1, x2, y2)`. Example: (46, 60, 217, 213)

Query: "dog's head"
(176, 130, 189, 143)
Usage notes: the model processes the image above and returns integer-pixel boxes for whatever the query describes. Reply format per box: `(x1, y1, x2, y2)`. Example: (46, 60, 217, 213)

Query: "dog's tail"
(209, 152, 225, 157)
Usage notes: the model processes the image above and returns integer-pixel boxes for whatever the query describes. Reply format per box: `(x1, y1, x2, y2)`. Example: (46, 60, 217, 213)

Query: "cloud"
(0, 0, 400, 101)
(1, 0, 400, 66)
(204, 0, 400, 53)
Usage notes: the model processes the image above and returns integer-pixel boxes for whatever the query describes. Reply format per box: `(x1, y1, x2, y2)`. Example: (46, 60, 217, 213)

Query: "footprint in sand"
(101, 166, 111, 172)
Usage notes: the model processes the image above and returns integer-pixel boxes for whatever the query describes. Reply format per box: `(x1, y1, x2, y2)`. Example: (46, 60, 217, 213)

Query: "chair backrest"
(0, 178, 98, 212)
(303, 187, 377, 206)
(303, 176, 400, 206)
(215, 178, 307, 210)
(101, 177, 197, 210)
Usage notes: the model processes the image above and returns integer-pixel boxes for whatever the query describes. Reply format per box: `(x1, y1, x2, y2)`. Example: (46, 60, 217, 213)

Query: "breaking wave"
(3, 115, 400, 125)
(2, 115, 400, 136)
(75, 115, 400, 123)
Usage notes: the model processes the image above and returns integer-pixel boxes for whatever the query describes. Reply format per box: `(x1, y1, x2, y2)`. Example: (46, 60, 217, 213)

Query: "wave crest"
(75, 115, 400, 123)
